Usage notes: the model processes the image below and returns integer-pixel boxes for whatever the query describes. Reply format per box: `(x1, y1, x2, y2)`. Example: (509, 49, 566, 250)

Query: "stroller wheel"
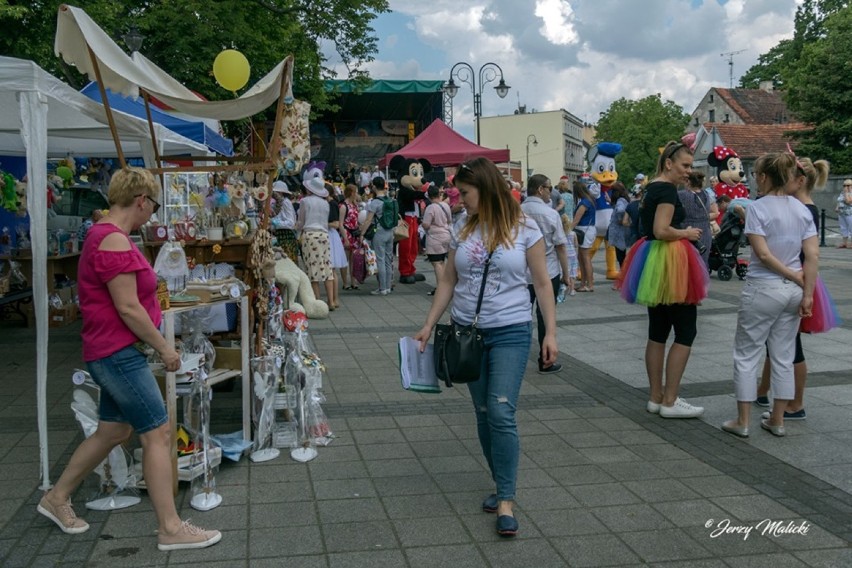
(736, 263, 748, 280)
(718, 265, 734, 281)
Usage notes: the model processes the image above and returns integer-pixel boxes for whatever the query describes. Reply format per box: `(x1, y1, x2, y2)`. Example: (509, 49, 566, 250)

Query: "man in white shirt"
(521, 174, 570, 374)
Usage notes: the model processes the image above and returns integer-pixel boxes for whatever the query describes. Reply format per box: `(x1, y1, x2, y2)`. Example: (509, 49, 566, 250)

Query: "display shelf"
(162, 294, 250, 494)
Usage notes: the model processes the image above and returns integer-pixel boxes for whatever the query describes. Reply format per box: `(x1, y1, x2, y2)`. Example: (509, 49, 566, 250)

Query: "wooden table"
(161, 295, 251, 494)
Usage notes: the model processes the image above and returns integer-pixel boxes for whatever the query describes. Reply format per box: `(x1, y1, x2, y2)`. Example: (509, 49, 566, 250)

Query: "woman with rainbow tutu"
(721, 153, 819, 438)
(616, 141, 709, 418)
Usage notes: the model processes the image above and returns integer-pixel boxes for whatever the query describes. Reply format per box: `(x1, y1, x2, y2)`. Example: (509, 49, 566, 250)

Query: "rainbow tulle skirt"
(616, 238, 709, 306)
(800, 275, 841, 333)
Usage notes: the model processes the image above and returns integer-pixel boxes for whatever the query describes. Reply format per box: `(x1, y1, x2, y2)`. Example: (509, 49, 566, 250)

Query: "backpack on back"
(377, 197, 398, 230)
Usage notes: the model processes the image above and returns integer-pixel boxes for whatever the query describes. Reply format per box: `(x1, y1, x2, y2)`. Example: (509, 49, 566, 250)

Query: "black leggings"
(766, 332, 805, 364)
(647, 304, 698, 347)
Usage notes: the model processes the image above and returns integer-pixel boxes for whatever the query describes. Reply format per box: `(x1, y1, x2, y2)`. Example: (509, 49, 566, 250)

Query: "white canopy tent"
(56, 5, 293, 121)
(0, 56, 206, 489)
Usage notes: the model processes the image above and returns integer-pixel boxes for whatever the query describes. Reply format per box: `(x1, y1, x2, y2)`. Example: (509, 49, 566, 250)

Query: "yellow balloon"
(213, 50, 250, 92)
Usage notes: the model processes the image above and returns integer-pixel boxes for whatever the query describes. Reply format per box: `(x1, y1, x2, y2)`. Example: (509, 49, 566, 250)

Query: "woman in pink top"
(36, 168, 221, 552)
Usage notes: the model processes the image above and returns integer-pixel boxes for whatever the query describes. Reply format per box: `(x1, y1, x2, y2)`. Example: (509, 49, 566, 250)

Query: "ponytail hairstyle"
(753, 152, 796, 191)
(454, 157, 522, 253)
(797, 158, 830, 193)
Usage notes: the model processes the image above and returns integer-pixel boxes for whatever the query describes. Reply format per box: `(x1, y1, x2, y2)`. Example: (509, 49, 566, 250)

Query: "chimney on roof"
(759, 81, 774, 92)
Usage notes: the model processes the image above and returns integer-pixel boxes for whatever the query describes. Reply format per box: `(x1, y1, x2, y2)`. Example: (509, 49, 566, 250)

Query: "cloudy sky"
(336, 0, 801, 141)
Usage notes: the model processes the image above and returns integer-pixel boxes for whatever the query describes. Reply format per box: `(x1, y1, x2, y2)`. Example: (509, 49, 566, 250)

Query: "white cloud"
(360, 0, 799, 139)
(535, 0, 579, 46)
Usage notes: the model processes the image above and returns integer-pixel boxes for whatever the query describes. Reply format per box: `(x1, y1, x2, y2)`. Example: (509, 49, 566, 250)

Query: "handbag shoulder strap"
(472, 250, 495, 326)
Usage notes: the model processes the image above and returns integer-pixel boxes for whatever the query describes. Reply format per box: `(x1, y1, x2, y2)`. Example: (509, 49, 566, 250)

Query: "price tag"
(276, 356, 282, 368)
(72, 371, 87, 385)
(229, 284, 240, 298)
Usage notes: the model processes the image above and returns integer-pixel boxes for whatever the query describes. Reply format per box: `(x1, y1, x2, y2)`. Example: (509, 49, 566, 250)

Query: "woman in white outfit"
(722, 153, 818, 438)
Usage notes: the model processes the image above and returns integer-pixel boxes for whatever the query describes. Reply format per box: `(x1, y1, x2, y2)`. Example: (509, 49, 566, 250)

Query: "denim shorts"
(86, 344, 168, 434)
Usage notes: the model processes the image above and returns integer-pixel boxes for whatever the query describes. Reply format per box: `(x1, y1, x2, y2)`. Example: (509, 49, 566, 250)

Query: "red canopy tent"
(379, 118, 510, 167)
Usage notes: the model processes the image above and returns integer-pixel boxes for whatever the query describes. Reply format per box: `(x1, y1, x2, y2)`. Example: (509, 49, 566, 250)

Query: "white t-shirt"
(521, 196, 568, 280)
(449, 218, 543, 328)
(744, 195, 816, 280)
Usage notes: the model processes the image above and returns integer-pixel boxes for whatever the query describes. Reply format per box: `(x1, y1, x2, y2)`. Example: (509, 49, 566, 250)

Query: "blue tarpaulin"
(80, 83, 234, 156)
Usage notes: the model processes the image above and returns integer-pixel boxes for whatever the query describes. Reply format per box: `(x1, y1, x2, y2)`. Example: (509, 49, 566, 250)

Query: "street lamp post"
(443, 62, 510, 145)
(526, 134, 538, 179)
(123, 25, 144, 54)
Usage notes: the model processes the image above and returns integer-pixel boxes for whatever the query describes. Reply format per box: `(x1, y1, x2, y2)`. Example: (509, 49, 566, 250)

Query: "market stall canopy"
(379, 119, 511, 168)
(0, 57, 207, 158)
(55, 4, 294, 122)
(80, 83, 234, 156)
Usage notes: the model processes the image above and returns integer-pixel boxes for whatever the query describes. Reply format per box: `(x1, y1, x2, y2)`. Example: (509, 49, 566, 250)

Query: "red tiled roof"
(707, 123, 812, 159)
(715, 88, 797, 124)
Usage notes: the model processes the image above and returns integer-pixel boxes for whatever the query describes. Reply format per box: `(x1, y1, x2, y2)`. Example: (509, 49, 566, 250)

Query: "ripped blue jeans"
(466, 321, 532, 501)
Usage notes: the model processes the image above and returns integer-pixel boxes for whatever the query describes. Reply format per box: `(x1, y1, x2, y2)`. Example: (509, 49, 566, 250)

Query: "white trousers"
(839, 214, 852, 238)
(732, 279, 802, 401)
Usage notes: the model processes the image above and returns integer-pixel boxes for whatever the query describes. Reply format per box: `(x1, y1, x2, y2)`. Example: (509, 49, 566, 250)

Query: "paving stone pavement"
(0, 239, 850, 567)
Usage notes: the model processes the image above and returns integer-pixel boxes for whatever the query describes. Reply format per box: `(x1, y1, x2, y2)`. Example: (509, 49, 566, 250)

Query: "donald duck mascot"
(587, 142, 622, 280)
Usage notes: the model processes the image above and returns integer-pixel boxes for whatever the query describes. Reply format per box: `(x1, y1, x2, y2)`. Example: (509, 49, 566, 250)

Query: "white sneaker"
(382, 288, 391, 295)
(646, 400, 661, 414)
(659, 398, 704, 418)
(370, 288, 384, 296)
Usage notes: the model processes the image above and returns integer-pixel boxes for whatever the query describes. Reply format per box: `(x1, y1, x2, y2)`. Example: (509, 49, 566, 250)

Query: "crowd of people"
(35, 148, 839, 547)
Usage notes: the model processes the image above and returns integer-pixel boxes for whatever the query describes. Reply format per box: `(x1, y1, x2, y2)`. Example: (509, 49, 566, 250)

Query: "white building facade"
(479, 109, 585, 183)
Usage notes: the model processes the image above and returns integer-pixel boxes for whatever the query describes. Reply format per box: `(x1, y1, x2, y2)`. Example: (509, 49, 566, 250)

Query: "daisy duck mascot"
(587, 142, 622, 280)
(709, 146, 749, 199)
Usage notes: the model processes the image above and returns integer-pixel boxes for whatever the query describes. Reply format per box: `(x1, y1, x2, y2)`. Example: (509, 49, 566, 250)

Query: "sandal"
(577, 286, 593, 292)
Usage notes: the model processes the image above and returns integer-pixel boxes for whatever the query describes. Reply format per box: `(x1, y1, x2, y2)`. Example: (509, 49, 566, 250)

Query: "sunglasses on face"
(135, 193, 161, 213)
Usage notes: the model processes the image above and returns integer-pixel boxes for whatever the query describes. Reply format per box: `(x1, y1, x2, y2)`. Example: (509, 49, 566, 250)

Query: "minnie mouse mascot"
(709, 146, 749, 199)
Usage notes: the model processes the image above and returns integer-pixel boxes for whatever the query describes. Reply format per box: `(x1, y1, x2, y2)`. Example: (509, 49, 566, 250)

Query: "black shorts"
(647, 304, 698, 347)
(427, 253, 447, 263)
(766, 333, 805, 364)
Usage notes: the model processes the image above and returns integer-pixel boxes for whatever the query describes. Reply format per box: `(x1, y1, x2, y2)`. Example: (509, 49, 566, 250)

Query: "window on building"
(709, 94, 714, 103)
(709, 109, 715, 122)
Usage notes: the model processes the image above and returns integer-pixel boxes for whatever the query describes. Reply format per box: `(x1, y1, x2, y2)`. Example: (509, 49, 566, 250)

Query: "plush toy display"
(389, 155, 430, 284)
(586, 142, 622, 280)
(709, 146, 749, 199)
(14, 180, 27, 216)
(273, 254, 329, 319)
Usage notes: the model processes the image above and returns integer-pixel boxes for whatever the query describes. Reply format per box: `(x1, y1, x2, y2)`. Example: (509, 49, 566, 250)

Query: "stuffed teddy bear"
(586, 142, 622, 280)
(389, 155, 431, 284)
(273, 253, 329, 319)
(709, 146, 749, 199)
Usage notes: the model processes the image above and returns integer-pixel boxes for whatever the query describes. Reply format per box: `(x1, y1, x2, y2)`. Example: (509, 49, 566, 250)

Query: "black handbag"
(433, 251, 494, 387)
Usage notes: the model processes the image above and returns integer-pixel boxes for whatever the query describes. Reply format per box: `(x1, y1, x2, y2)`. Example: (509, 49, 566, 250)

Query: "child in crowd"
(561, 214, 579, 296)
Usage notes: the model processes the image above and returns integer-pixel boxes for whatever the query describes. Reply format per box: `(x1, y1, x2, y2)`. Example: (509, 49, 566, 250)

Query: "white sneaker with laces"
(659, 397, 704, 418)
(646, 400, 661, 414)
(370, 288, 384, 295)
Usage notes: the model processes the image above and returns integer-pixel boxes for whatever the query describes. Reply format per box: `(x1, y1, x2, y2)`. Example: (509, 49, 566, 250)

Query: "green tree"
(784, 7, 852, 171)
(594, 95, 690, 182)
(0, 0, 388, 116)
(739, 0, 847, 88)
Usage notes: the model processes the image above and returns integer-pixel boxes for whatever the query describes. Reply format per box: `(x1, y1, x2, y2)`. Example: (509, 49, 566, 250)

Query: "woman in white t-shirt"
(722, 153, 818, 439)
(413, 157, 558, 538)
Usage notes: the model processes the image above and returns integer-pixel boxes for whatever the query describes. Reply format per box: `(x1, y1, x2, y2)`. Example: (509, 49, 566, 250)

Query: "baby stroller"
(708, 212, 748, 281)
